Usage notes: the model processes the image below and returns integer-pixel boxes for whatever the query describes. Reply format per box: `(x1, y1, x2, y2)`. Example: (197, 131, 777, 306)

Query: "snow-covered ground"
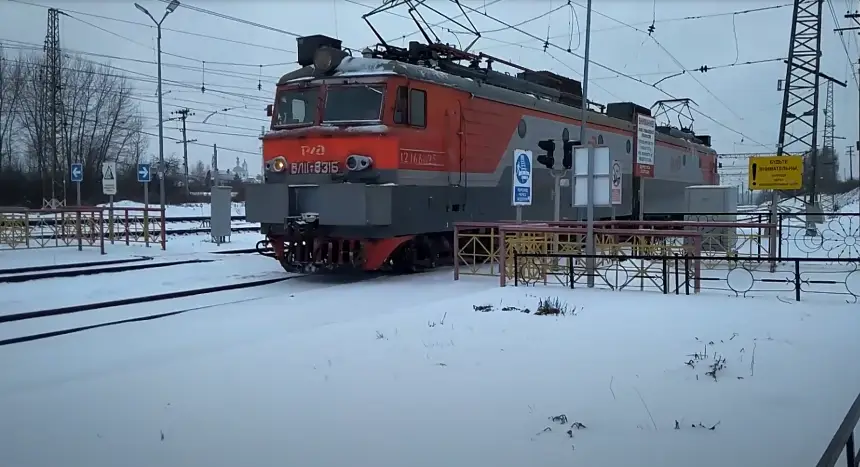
(1, 198, 859, 466)
(0, 270, 858, 467)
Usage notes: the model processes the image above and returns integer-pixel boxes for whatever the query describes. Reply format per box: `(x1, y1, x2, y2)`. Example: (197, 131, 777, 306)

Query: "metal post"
(579, 0, 595, 287)
(75, 181, 81, 206)
(516, 206, 522, 223)
(144, 181, 150, 247)
(638, 179, 645, 221)
(156, 25, 166, 212)
(109, 194, 114, 243)
(135, 2, 178, 215)
(769, 190, 779, 271)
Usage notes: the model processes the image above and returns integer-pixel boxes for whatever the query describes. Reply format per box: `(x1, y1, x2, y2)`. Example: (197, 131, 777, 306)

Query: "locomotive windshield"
(323, 85, 384, 123)
(274, 87, 319, 127)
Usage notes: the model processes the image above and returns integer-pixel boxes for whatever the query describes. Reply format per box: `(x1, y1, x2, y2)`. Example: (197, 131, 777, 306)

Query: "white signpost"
(635, 114, 656, 220)
(610, 160, 622, 205)
(511, 149, 533, 222)
(572, 146, 612, 207)
(102, 161, 117, 196)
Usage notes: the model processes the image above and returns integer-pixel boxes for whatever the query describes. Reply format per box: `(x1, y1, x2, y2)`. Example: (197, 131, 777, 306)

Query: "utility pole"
(170, 108, 195, 196)
(846, 146, 854, 181)
(135, 0, 180, 210)
(212, 144, 219, 187)
(580, 0, 595, 287)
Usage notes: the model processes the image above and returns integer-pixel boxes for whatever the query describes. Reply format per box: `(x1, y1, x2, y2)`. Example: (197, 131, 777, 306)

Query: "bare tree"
(0, 47, 26, 172)
(2, 50, 146, 205)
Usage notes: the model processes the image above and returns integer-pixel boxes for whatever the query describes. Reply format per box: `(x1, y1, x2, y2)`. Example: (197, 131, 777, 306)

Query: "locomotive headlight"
(313, 47, 346, 75)
(346, 154, 373, 172)
(270, 156, 287, 173)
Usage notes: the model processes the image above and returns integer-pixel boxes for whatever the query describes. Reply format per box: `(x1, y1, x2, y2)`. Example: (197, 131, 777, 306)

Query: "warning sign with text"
(747, 155, 803, 191)
(634, 113, 655, 178)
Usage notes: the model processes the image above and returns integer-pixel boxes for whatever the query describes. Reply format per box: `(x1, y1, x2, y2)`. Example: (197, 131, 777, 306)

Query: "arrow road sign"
(70, 163, 83, 183)
(137, 163, 151, 183)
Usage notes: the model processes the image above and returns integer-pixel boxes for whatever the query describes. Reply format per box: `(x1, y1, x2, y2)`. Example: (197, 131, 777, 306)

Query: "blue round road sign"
(515, 152, 531, 185)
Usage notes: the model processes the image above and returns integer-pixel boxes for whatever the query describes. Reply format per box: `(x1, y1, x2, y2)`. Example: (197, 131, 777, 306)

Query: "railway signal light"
(537, 139, 556, 169)
(562, 140, 579, 169)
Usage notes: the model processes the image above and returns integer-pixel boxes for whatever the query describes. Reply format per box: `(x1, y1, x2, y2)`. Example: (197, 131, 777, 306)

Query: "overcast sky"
(2, 0, 859, 181)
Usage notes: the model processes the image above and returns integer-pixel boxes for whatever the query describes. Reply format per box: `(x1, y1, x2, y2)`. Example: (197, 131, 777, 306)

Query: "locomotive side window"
(394, 86, 409, 124)
(409, 89, 426, 127)
(393, 86, 427, 128)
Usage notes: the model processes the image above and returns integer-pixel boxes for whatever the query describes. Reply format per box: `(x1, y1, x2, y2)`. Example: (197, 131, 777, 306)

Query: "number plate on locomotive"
(289, 161, 340, 175)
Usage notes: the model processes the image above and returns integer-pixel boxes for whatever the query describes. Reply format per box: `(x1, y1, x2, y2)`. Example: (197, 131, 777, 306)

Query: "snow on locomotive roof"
(264, 124, 389, 139)
(278, 56, 462, 85)
(274, 55, 714, 151)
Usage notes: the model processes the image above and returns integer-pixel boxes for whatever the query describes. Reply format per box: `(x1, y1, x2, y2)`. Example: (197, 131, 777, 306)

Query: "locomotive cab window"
(394, 86, 427, 128)
(324, 84, 384, 122)
(274, 87, 318, 127)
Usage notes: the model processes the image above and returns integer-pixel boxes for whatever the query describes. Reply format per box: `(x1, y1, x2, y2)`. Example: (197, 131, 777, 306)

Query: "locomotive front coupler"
(283, 212, 321, 237)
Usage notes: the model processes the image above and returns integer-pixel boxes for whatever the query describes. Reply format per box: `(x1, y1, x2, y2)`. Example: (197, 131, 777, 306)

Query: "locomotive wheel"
(387, 235, 447, 273)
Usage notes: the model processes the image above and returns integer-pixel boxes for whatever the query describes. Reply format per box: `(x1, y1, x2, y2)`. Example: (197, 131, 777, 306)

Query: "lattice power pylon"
(822, 80, 835, 152)
(775, 0, 824, 204)
(42, 8, 65, 209)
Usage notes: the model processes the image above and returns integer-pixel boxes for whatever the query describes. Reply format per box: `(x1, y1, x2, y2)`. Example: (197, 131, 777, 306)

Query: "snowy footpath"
(0, 259, 858, 467)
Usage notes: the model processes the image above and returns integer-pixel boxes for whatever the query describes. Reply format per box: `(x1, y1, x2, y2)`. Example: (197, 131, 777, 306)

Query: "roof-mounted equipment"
(606, 102, 651, 122)
(296, 34, 350, 75)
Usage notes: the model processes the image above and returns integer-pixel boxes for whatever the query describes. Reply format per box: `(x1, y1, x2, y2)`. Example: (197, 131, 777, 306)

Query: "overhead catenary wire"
(1, 50, 273, 103)
(568, 0, 746, 122)
(827, 0, 860, 88)
(0, 39, 286, 81)
(456, 1, 770, 147)
(5, 0, 298, 55)
(477, 3, 793, 52)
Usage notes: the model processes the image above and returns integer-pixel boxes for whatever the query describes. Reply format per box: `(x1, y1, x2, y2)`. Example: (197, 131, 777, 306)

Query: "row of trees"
(0, 47, 203, 207)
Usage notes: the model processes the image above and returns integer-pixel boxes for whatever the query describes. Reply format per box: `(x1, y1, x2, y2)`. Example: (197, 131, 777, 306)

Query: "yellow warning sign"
(748, 155, 803, 190)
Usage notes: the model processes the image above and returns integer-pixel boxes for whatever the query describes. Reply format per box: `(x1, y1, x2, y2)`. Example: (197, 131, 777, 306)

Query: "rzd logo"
(301, 145, 325, 157)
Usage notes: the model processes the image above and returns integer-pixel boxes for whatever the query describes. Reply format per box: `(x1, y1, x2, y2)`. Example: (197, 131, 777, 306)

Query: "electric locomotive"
(245, 35, 719, 273)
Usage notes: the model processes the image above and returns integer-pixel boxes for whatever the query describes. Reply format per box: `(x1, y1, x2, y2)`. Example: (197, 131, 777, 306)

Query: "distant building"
(231, 157, 249, 180)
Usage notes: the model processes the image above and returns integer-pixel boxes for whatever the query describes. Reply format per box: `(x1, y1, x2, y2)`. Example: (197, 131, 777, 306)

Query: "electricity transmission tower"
(775, 0, 846, 210)
(823, 80, 835, 153)
(43, 8, 65, 208)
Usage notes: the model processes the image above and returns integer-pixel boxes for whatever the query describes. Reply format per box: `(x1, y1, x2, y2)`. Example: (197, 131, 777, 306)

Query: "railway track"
(25, 215, 248, 227)
(0, 272, 387, 347)
(0, 256, 152, 275)
(0, 258, 214, 283)
(0, 275, 297, 346)
(26, 223, 260, 241)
